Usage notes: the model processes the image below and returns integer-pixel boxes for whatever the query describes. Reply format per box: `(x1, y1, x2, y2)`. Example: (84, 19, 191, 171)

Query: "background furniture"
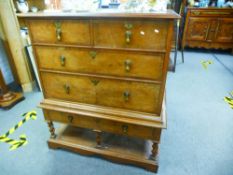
(18, 10, 179, 172)
(0, 69, 24, 109)
(182, 8, 233, 55)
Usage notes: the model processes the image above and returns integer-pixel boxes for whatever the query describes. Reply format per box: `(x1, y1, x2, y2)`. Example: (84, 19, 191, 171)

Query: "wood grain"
(19, 11, 178, 171)
(94, 19, 168, 50)
(43, 110, 162, 141)
(40, 98, 166, 128)
(35, 46, 165, 80)
(27, 19, 91, 45)
(40, 72, 161, 113)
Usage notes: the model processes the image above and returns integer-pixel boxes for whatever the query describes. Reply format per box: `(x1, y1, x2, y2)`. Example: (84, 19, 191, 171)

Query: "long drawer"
(40, 72, 161, 113)
(43, 109, 162, 141)
(35, 46, 164, 80)
(94, 19, 168, 50)
(27, 20, 91, 45)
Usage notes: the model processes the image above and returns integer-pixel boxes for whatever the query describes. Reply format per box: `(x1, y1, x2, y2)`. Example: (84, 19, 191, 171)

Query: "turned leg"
(47, 121, 56, 139)
(149, 142, 158, 160)
(94, 130, 102, 148)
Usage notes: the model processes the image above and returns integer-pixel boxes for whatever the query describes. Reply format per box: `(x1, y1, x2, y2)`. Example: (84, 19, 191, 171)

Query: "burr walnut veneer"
(18, 11, 179, 172)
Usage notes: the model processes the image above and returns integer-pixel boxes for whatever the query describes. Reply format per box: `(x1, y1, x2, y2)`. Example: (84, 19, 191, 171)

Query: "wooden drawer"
(43, 109, 162, 141)
(190, 9, 233, 17)
(93, 20, 168, 50)
(35, 46, 164, 80)
(40, 72, 161, 113)
(27, 20, 91, 45)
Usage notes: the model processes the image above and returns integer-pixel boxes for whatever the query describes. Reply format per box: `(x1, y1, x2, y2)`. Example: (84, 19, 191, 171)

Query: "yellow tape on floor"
(224, 97, 233, 109)
(201, 60, 213, 70)
(0, 111, 37, 151)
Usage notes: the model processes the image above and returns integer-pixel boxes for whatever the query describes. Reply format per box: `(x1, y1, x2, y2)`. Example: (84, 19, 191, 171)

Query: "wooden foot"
(0, 69, 24, 109)
(0, 92, 24, 109)
(149, 142, 158, 160)
(47, 121, 56, 139)
(94, 130, 103, 148)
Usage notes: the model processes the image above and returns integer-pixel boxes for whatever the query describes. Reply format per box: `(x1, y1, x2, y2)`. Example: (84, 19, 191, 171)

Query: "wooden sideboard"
(182, 8, 233, 53)
(17, 11, 179, 172)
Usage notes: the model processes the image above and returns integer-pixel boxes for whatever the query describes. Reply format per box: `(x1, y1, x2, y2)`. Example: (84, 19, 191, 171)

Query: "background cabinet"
(182, 8, 233, 53)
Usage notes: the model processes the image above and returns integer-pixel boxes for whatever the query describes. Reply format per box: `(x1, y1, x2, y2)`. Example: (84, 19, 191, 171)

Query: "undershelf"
(48, 125, 159, 172)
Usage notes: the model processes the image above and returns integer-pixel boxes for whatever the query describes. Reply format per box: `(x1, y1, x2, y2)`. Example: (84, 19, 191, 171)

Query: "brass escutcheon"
(91, 79, 100, 86)
(89, 51, 97, 59)
(124, 23, 133, 30)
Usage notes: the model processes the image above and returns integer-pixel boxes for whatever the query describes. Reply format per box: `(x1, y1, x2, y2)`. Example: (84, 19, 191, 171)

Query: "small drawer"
(43, 109, 162, 141)
(41, 72, 96, 104)
(40, 72, 161, 113)
(27, 20, 91, 45)
(190, 10, 233, 17)
(93, 19, 168, 50)
(35, 46, 164, 80)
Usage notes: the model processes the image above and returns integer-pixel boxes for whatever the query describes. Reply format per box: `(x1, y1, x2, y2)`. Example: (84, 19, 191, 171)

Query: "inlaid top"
(17, 9, 180, 19)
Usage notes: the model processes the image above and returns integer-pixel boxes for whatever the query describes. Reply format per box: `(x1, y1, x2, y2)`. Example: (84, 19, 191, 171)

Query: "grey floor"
(1, 51, 233, 175)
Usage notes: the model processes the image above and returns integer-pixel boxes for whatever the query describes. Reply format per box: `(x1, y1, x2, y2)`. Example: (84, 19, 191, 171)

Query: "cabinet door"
(186, 18, 211, 41)
(214, 19, 233, 43)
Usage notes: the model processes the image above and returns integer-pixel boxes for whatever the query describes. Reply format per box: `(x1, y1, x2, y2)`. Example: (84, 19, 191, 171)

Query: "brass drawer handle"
(64, 84, 70, 94)
(125, 30, 132, 44)
(123, 91, 130, 102)
(122, 125, 128, 134)
(67, 115, 73, 123)
(89, 51, 97, 59)
(55, 21, 62, 41)
(91, 79, 100, 86)
(124, 59, 132, 72)
(124, 23, 133, 44)
(60, 55, 66, 66)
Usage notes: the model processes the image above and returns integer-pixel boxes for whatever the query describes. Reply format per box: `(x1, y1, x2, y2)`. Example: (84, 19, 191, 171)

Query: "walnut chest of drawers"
(18, 10, 179, 172)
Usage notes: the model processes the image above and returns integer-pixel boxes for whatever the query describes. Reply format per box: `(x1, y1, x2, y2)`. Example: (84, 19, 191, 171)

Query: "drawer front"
(44, 109, 162, 141)
(94, 20, 168, 50)
(41, 72, 96, 104)
(41, 72, 160, 113)
(190, 9, 233, 17)
(95, 79, 160, 113)
(28, 20, 91, 45)
(35, 46, 164, 80)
